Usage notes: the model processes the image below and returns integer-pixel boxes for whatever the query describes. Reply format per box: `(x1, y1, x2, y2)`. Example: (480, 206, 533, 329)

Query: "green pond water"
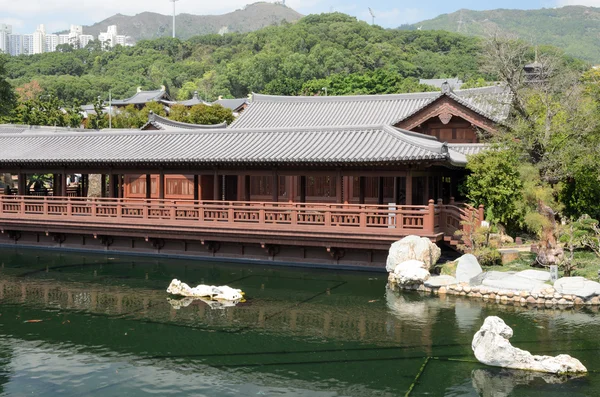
(0, 247, 598, 396)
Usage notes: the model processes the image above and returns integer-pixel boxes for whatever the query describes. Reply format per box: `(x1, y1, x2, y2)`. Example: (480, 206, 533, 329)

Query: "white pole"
(108, 90, 112, 129)
(171, 0, 179, 38)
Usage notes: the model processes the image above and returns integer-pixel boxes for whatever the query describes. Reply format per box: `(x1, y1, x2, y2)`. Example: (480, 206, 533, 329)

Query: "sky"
(0, 0, 597, 34)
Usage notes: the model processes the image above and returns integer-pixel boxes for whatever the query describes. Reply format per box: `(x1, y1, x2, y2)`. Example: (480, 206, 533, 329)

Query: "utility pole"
(170, 0, 180, 38)
(108, 90, 112, 129)
(368, 8, 375, 26)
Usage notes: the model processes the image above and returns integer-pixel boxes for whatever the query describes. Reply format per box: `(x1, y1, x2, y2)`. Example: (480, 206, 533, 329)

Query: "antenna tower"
(170, 0, 180, 38)
(368, 8, 375, 25)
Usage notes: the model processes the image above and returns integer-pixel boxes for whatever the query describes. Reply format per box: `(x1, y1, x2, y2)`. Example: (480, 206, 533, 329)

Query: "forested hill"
(404, 6, 600, 63)
(5, 13, 490, 104)
(78, 2, 303, 41)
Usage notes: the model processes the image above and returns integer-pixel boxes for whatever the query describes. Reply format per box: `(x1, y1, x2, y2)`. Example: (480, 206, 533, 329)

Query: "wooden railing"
(0, 196, 483, 241)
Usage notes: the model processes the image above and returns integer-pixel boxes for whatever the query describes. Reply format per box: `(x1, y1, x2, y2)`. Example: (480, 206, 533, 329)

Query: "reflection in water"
(0, 248, 598, 396)
(167, 297, 241, 310)
(471, 368, 581, 397)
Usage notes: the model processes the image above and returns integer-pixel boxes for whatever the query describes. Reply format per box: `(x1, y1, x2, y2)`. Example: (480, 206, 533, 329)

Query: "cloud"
(555, 0, 600, 5)
(0, 17, 25, 29)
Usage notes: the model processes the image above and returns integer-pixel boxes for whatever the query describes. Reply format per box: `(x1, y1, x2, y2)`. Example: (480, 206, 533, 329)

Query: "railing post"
(259, 205, 265, 224)
(228, 202, 234, 223)
(116, 199, 122, 219)
(0, 195, 3, 216)
(91, 198, 96, 217)
(325, 205, 331, 227)
(67, 197, 72, 216)
(359, 205, 367, 229)
(43, 196, 48, 216)
(199, 201, 205, 223)
(423, 199, 435, 233)
(291, 204, 297, 225)
(170, 201, 176, 220)
(20, 196, 25, 215)
(450, 196, 455, 205)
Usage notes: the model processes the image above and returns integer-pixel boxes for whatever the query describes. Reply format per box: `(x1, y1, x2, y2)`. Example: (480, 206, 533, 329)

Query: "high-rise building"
(8, 34, 23, 56)
(23, 34, 34, 55)
(0, 24, 11, 54)
(79, 34, 94, 48)
(46, 33, 58, 52)
(33, 24, 46, 54)
(99, 25, 119, 48)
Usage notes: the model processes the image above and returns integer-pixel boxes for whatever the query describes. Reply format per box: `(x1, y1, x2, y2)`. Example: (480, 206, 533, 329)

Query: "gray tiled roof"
(141, 113, 227, 131)
(0, 125, 467, 167)
(213, 98, 248, 112)
(111, 89, 170, 106)
(177, 92, 208, 107)
(447, 143, 488, 156)
(231, 86, 510, 129)
(419, 78, 463, 90)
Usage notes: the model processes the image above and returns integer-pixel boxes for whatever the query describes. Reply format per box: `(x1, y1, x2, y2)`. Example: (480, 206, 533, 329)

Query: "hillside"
(80, 2, 303, 41)
(405, 6, 600, 63)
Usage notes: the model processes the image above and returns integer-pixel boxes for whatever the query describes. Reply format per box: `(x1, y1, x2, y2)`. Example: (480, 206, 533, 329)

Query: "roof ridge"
(251, 91, 441, 103)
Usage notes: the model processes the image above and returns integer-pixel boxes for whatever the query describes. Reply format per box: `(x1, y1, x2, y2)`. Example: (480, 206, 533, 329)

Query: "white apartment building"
(46, 33, 58, 52)
(23, 34, 34, 55)
(32, 24, 46, 54)
(79, 34, 94, 48)
(8, 34, 23, 56)
(0, 24, 11, 54)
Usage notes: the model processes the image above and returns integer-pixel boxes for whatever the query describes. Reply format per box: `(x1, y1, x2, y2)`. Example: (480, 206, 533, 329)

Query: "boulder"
(516, 269, 551, 282)
(424, 275, 458, 288)
(392, 260, 431, 285)
(554, 277, 600, 299)
(167, 279, 243, 301)
(472, 316, 587, 374)
(386, 235, 441, 272)
(455, 254, 483, 283)
(481, 275, 545, 292)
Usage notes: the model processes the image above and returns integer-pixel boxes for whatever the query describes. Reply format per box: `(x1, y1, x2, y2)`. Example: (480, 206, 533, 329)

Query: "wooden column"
(244, 175, 251, 201)
(393, 177, 399, 205)
(108, 175, 114, 198)
(158, 172, 165, 200)
(100, 174, 107, 198)
(287, 176, 295, 203)
(193, 175, 199, 201)
(300, 176, 306, 203)
(117, 175, 123, 199)
(359, 176, 366, 205)
(405, 173, 413, 205)
(61, 174, 67, 196)
(52, 174, 58, 196)
(213, 171, 219, 200)
(272, 171, 279, 203)
(343, 176, 351, 204)
(378, 176, 384, 205)
(146, 174, 152, 199)
(424, 176, 430, 202)
(18, 173, 27, 195)
(336, 171, 343, 204)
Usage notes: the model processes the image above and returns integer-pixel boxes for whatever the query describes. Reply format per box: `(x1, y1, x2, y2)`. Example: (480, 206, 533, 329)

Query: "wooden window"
(352, 177, 394, 198)
(125, 175, 157, 197)
(306, 176, 336, 197)
(250, 176, 286, 197)
(166, 176, 194, 197)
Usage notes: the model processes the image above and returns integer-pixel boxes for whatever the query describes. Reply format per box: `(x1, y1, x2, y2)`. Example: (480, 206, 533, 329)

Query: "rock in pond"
(424, 275, 457, 288)
(456, 254, 483, 283)
(392, 260, 430, 285)
(386, 235, 441, 272)
(472, 316, 587, 374)
(516, 269, 551, 282)
(554, 277, 600, 299)
(167, 279, 244, 301)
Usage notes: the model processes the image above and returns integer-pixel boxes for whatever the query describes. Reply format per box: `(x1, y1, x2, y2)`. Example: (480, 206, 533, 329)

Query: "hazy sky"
(0, 0, 596, 34)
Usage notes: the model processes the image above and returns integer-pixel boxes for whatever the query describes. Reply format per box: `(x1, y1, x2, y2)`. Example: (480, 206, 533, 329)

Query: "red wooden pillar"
(393, 177, 399, 205)
(405, 173, 413, 205)
(18, 173, 27, 195)
(158, 172, 165, 200)
(117, 175, 123, 199)
(244, 175, 251, 201)
(193, 175, 199, 201)
(272, 171, 279, 203)
(378, 176, 384, 205)
(424, 199, 435, 233)
(61, 174, 67, 196)
(336, 170, 342, 204)
(213, 171, 219, 201)
(359, 176, 366, 205)
(300, 176, 306, 203)
(146, 174, 152, 199)
(287, 176, 295, 203)
(343, 176, 351, 204)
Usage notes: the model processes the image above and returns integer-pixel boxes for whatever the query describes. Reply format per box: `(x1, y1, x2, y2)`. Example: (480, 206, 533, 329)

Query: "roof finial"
(148, 110, 155, 122)
(441, 81, 451, 94)
(193, 91, 198, 99)
(137, 86, 142, 93)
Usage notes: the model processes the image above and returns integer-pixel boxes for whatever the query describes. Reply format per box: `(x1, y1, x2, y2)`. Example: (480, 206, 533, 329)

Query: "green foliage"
(4, 14, 487, 105)
(11, 95, 82, 127)
(464, 149, 524, 227)
(170, 104, 234, 125)
(559, 167, 600, 221)
(0, 55, 16, 121)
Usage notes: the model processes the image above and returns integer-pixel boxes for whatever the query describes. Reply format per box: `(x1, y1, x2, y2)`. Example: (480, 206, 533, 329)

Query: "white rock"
(386, 235, 441, 272)
(394, 259, 427, 274)
(482, 275, 545, 292)
(516, 269, 551, 282)
(472, 316, 587, 374)
(167, 279, 243, 301)
(554, 277, 600, 299)
(424, 275, 458, 288)
(456, 254, 483, 283)
(396, 266, 431, 285)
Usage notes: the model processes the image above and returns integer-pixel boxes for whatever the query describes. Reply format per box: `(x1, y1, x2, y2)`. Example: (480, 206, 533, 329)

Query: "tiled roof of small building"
(111, 87, 170, 106)
(230, 86, 511, 129)
(0, 125, 470, 168)
(213, 98, 248, 112)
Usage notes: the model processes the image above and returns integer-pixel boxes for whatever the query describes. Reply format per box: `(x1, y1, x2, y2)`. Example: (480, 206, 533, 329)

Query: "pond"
(0, 247, 598, 396)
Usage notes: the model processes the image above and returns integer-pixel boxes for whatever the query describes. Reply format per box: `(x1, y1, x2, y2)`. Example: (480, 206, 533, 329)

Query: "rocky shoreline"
(386, 236, 600, 308)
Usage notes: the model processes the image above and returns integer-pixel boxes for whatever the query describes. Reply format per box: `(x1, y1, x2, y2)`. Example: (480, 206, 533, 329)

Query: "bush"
(475, 247, 503, 267)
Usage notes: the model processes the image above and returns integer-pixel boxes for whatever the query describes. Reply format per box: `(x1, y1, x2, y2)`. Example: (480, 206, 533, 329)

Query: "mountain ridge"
(405, 5, 600, 63)
(76, 2, 303, 42)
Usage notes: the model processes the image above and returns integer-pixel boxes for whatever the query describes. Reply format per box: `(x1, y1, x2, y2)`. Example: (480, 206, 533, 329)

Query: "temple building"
(0, 83, 509, 267)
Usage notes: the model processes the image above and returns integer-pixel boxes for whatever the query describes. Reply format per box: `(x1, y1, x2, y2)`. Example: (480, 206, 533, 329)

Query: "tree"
(0, 54, 16, 121)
